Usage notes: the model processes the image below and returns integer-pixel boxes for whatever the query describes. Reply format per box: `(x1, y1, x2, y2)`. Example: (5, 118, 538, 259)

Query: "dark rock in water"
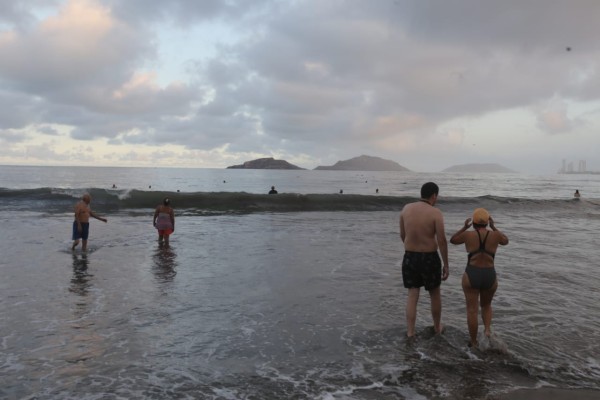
(227, 157, 305, 170)
(314, 155, 411, 171)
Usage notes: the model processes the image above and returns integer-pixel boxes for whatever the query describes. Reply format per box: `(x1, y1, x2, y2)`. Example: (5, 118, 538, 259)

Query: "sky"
(1, 0, 600, 173)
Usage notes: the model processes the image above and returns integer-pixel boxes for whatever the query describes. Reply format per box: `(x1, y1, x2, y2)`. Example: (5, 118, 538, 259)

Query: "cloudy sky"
(1, 0, 599, 173)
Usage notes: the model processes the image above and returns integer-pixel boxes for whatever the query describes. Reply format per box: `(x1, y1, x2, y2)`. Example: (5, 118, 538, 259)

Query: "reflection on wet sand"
(57, 253, 106, 386)
(152, 243, 178, 283)
(70, 253, 91, 297)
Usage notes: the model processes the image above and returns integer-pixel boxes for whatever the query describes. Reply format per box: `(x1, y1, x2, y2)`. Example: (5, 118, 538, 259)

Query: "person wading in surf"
(71, 193, 107, 252)
(153, 197, 175, 246)
(400, 182, 450, 338)
(450, 208, 508, 347)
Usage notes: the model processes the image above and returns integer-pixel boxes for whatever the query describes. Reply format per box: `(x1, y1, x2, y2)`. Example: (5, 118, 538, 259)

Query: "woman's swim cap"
(472, 208, 489, 225)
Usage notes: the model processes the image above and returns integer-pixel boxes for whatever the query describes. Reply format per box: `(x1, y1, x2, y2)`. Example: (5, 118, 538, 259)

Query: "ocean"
(1, 165, 599, 399)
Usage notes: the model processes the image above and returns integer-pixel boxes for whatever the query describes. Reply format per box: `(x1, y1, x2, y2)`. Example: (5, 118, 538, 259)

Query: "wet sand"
(497, 387, 600, 400)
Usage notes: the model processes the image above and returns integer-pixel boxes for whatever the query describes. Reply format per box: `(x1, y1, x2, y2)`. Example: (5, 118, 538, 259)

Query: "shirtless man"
(72, 193, 107, 251)
(399, 182, 449, 338)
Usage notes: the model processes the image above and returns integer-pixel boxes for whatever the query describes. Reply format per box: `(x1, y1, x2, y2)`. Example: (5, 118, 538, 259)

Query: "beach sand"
(497, 387, 600, 400)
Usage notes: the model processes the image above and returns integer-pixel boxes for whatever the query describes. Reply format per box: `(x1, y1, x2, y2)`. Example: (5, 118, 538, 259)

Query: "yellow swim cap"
(472, 208, 490, 225)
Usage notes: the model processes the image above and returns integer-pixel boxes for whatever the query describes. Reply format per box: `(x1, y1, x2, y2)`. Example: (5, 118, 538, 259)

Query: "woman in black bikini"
(450, 208, 509, 347)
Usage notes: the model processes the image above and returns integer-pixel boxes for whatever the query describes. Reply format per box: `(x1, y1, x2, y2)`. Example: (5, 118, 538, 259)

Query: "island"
(442, 163, 516, 173)
(227, 157, 305, 170)
(314, 155, 411, 171)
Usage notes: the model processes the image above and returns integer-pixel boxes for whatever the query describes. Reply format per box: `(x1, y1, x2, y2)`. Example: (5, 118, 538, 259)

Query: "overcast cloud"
(1, 0, 600, 173)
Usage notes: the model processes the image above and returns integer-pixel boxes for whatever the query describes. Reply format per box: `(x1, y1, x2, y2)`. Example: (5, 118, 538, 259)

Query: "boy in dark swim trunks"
(400, 182, 450, 338)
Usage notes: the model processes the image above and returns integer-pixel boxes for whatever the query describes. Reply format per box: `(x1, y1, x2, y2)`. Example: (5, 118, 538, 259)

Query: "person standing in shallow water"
(450, 208, 508, 347)
(399, 182, 450, 338)
(72, 193, 107, 251)
(153, 197, 175, 245)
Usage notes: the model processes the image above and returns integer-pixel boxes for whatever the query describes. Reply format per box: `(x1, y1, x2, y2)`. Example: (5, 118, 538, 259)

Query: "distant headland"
(227, 155, 410, 171)
(314, 155, 411, 171)
(226, 156, 515, 173)
(442, 163, 515, 173)
(227, 157, 305, 170)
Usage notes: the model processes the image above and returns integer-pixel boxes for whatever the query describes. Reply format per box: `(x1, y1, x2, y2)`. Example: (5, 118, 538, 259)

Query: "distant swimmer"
(450, 208, 509, 347)
(71, 193, 107, 252)
(339, 189, 343, 194)
(574, 189, 581, 198)
(400, 182, 449, 338)
(153, 197, 175, 246)
(268, 186, 278, 194)
(376, 188, 379, 194)
(112, 184, 117, 189)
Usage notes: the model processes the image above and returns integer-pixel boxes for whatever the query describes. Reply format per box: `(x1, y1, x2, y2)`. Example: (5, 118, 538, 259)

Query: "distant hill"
(227, 157, 305, 170)
(314, 155, 411, 171)
(442, 163, 516, 173)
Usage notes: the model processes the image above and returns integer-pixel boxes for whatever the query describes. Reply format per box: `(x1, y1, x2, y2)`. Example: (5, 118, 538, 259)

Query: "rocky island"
(227, 157, 305, 170)
(442, 163, 516, 173)
(314, 155, 411, 171)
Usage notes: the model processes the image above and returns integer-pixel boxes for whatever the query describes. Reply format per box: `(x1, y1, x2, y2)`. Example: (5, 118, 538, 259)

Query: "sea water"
(1, 165, 599, 399)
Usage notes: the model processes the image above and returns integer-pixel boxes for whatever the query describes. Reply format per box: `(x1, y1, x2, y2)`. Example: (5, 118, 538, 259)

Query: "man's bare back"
(399, 182, 449, 337)
(400, 201, 446, 253)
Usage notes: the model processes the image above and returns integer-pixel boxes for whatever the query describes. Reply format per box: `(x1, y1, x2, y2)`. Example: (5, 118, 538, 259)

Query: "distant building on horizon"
(559, 159, 594, 174)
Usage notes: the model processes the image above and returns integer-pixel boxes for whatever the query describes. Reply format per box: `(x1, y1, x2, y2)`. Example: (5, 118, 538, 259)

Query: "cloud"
(23, 141, 73, 161)
(0, 0, 197, 139)
(38, 126, 61, 136)
(0, 90, 47, 129)
(2, 0, 600, 172)
(0, 0, 59, 29)
(198, 2, 596, 157)
(535, 98, 580, 134)
(0, 0, 145, 89)
(106, 0, 275, 26)
(0, 128, 29, 144)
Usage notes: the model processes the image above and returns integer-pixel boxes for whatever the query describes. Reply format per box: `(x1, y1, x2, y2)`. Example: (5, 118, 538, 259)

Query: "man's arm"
(169, 209, 175, 229)
(399, 213, 406, 243)
(90, 210, 107, 223)
(435, 212, 449, 280)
